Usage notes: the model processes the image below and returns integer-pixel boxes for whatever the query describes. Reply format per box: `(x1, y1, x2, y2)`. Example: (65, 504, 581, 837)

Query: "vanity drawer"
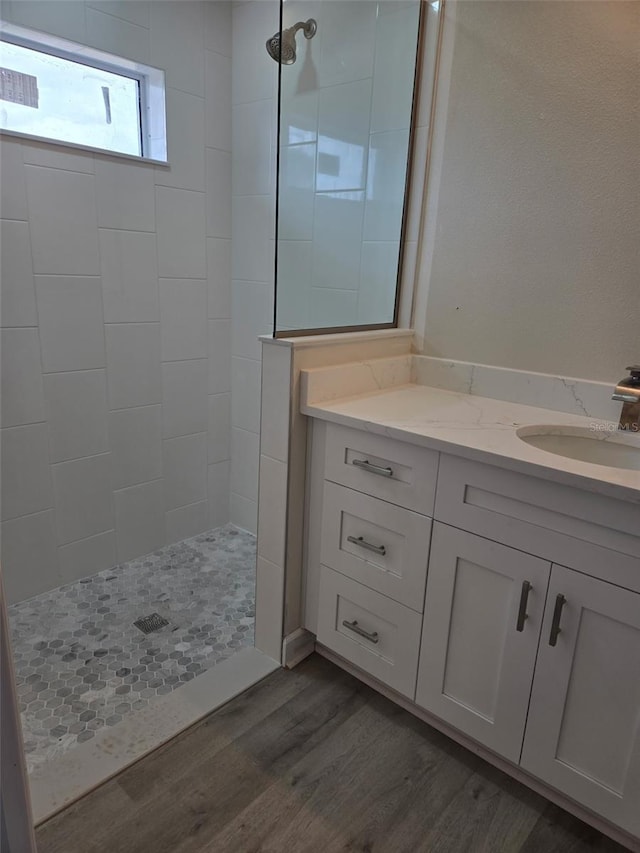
(435, 455, 640, 589)
(317, 566, 422, 698)
(324, 424, 437, 516)
(321, 481, 431, 610)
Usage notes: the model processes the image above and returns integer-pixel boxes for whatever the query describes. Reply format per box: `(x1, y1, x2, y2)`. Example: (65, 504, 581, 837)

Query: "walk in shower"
(0, 0, 283, 822)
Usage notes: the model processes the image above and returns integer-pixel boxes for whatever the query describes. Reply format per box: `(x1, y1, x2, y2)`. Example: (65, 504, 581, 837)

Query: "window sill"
(0, 128, 170, 167)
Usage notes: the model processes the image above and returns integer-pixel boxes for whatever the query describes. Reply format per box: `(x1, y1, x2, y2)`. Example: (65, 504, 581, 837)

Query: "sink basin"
(517, 426, 640, 471)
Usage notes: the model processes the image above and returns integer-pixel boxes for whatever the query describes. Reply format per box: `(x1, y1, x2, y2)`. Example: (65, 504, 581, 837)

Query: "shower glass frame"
(272, 0, 427, 338)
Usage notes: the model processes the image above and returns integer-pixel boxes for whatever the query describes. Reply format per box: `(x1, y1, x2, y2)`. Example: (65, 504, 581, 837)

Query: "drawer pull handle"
(548, 594, 566, 647)
(516, 580, 532, 632)
(342, 619, 379, 644)
(352, 458, 394, 478)
(347, 535, 387, 557)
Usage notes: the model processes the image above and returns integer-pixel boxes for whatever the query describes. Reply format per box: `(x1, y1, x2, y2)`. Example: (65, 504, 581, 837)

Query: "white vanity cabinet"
(415, 523, 550, 764)
(521, 565, 640, 837)
(304, 419, 640, 845)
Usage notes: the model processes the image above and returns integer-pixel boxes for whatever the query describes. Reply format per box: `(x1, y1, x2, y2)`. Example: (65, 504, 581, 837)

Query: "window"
(0, 23, 166, 162)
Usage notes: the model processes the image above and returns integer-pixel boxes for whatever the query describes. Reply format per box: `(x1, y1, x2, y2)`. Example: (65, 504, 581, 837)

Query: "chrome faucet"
(612, 366, 640, 432)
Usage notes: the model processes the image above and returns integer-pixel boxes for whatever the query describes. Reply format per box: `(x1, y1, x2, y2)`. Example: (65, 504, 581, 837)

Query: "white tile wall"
(35, 276, 106, 373)
(58, 530, 118, 585)
(163, 432, 208, 511)
(99, 230, 159, 323)
(95, 158, 156, 231)
(206, 147, 232, 238)
(0, 0, 233, 603)
(0, 220, 37, 327)
(51, 453, 114, 545)
(161, 359, 209, 438)
(165, 500, 209, 543)
(230, 0, 279, 534)
(105, 323, 162, 409)
(208, 392, 231, 463)
(1, 511, 59, 604)
(158, 279, 208, 361)
(114, 479, 165, 562)
(43, 370, 109, 463)
(230, 356, 261, 434)
(1, 424, 53, 521)
(156, 188, 207, 279)
(108, 405, 163, 490)
(0, 328, 46, 428)
(25, 166, 100, 275)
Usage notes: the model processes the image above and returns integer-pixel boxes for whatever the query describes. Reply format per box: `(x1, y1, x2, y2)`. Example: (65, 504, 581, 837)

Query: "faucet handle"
(625, 366, 640, 382)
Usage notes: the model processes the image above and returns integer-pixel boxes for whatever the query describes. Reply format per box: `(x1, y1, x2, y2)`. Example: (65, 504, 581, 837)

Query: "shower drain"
(133, 613, 170, 634)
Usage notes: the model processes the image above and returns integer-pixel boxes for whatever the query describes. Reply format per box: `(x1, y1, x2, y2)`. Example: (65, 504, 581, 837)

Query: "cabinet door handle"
(342, 619, 379, 644)
(346, 535, 387, 557)
(548, 594, 566, 647)
(516, 580, 532, 632)
(352, 458, 394, 478)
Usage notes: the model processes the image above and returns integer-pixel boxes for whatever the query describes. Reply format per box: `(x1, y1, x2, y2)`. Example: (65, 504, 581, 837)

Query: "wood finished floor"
(36, 655, 630, 853)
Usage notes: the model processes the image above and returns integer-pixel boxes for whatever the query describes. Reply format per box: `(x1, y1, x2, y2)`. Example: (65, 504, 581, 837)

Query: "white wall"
(413, 0, 639, 382)
(0, 0, 233, 603)
(276, 0, 419, 331)
(230, 0, 279, 534)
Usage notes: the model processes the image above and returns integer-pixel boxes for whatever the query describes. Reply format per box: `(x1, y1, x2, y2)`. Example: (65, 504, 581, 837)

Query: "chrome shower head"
(266, 18, 317, 65)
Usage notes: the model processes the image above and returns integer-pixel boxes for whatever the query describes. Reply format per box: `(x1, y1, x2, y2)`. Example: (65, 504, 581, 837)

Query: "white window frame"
(0, 22, 167, 163)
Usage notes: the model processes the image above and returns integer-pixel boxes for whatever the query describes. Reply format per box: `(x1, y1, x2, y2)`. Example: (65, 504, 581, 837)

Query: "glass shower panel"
(275, 0, 421, 334)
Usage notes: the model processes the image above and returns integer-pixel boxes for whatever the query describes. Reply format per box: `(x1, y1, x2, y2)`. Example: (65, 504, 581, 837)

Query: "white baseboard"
(282, 628, 315, 669)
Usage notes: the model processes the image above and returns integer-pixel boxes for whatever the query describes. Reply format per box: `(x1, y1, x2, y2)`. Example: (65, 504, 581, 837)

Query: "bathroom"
(1, 1, 638, 851)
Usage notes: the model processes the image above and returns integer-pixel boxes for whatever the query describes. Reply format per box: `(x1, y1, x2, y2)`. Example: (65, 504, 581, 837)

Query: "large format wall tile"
(105, 323, 162, 410)
(85, 6, 150, 63)
(108, 404, 163, 490)
(58, 530, 117, 585)
(207, 238, 232, 319)
(150, 0, 204, 97)
(35, 276, 106, 373)
(0, 220, 37, 327)
(156, 88, 206, 192)
(51, 453, 114, 545)
(156, 188, 207, 279)
(165, 500, 208, 543)
(208, 392, 231, 464)
(206, 50, 232, 152)
(114, 479, 165, 562)
(0, 328, 46, 428)
(99, 230, 159, 323)
(25, 166, 100, 275)
(161, 359, 208, 438)
(43, 369, 109, 463)
(94, 158, 156, 231)
(1, 424, 53, 522)
(159, 279, 208, 362)
(206, 148, 232, 239)
(0, 139, 28, 220)
(163, 432, 208, 511)
(1, 510, 59, 604)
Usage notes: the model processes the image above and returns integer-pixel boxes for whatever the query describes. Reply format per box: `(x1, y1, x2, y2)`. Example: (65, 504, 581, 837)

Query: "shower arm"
(288, 19, 317, 40)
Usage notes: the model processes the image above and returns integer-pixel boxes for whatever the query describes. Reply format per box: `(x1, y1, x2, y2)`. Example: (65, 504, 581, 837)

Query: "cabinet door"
(521, 565, 640, 838)
(415, 523, 550, 763)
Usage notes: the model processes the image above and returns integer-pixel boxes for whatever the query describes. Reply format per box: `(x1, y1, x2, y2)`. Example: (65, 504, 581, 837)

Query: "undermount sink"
(517, 425, 640, 471)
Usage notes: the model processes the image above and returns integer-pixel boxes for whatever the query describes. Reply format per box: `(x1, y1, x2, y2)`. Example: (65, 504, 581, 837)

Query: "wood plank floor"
(36, 655, 630, 853)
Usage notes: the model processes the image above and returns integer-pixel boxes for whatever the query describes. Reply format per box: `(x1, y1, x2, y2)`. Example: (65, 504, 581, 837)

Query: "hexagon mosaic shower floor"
(8, 525, 256, 772)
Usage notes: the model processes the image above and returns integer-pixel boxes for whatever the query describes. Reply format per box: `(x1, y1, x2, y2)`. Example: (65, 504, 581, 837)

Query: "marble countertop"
(301, 383, 640, 504)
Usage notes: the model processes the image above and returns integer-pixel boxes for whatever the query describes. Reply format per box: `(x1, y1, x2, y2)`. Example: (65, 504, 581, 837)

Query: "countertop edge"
(302, 401, 640, 506)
